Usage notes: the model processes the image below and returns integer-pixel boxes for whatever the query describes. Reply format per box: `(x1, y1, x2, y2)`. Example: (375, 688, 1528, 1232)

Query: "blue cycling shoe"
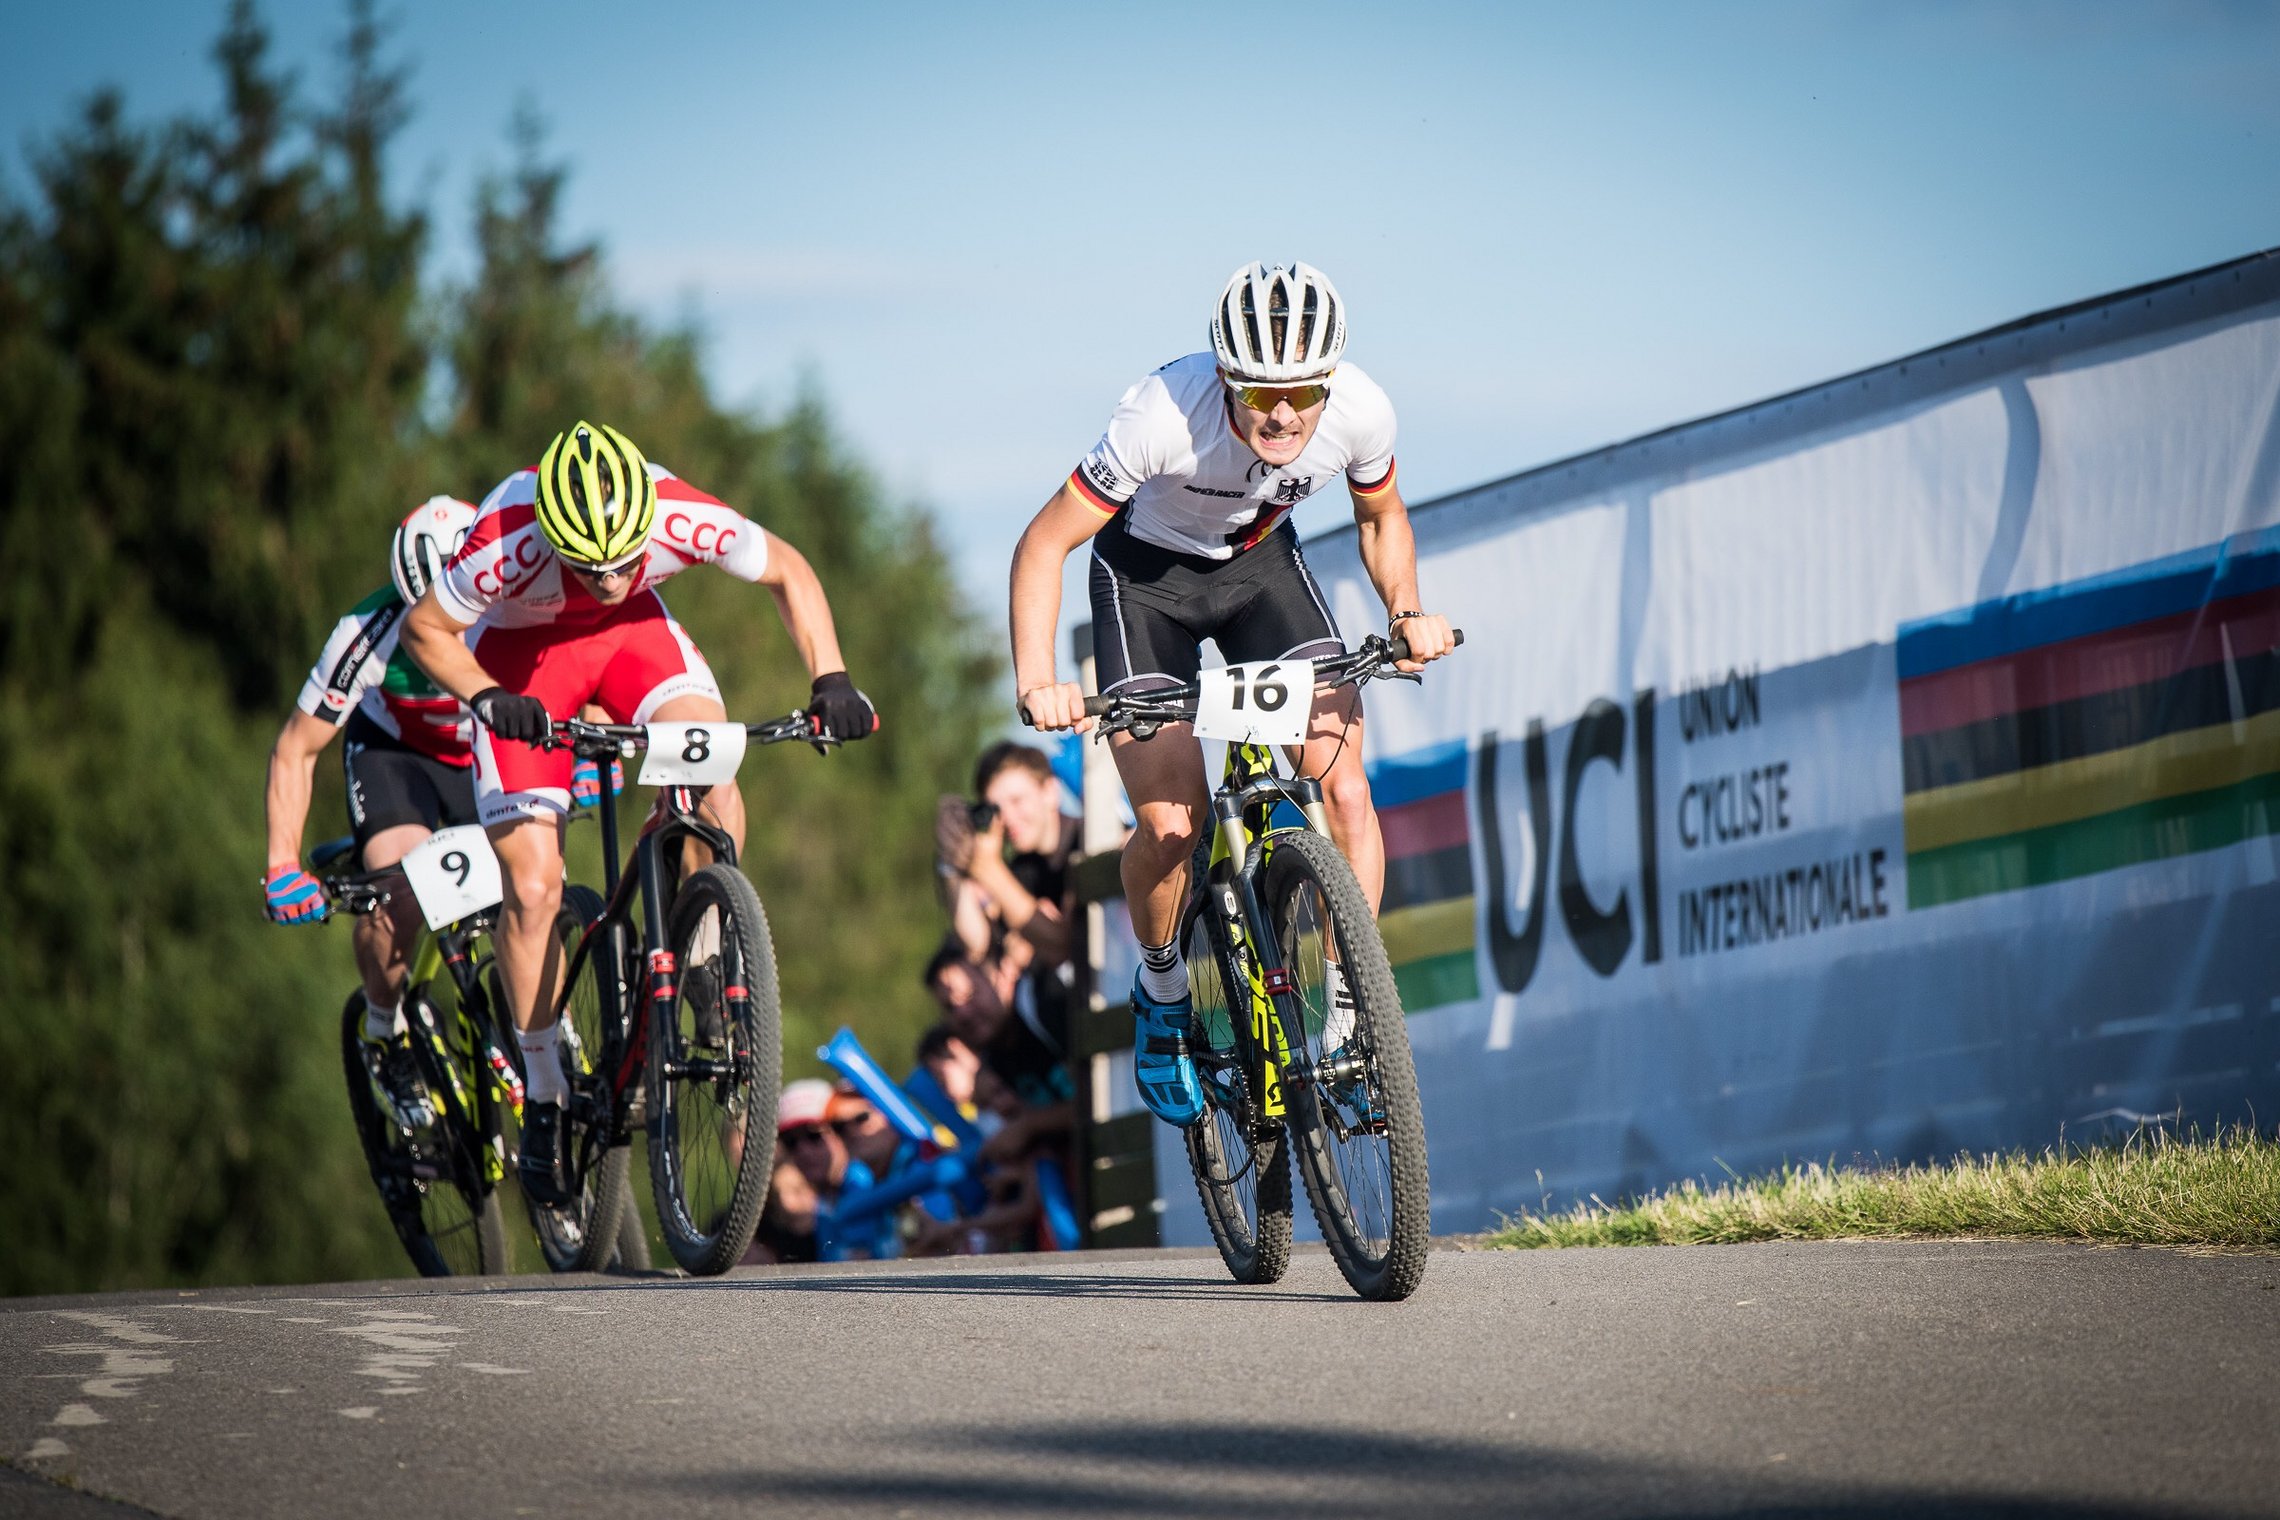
(1131, 976, 1206, 1127)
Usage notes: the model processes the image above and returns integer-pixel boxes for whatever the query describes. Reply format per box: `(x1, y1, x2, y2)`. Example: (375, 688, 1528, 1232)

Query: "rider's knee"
(1322, 764, 1373, 825)
(1134, 798, 1202, 858)
(495, 830, 564, 915)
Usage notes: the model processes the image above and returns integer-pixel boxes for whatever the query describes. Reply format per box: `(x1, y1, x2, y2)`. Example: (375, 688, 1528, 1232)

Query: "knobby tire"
(1181, 893, 1293, 1285)
(1262, 830, 1432, 1301)
(524, 884, 631, 1273)
(648, 863, 782, 1276)
(339, 991, 508, 1278)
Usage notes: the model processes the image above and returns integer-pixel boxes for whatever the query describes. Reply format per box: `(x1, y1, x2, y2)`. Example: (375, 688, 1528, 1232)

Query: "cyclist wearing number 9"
(263, 496, 484, 1132)
(1009, 262, 1454, 1128)
(400, 420, 877, 1205)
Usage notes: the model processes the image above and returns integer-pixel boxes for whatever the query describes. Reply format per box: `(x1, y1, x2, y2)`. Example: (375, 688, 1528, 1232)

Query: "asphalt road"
(3, 1241, 2276, 1520)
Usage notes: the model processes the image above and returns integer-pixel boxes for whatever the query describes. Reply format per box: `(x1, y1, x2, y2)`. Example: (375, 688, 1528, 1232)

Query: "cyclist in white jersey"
(262, 497, 481, 1130)
(1012, 262, 1454, 1125)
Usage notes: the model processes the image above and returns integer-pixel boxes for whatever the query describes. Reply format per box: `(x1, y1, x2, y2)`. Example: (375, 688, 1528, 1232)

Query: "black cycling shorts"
(342, 712, 480, 855)
(1088, 517, 1343, 693)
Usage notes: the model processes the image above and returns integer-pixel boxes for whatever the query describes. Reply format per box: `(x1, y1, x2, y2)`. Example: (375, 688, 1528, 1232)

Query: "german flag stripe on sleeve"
(1349, 460, 1398, 498)
(1067, 466, 1122, 517)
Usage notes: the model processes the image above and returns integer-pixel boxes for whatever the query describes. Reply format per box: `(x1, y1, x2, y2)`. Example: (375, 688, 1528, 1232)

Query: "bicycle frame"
(1193, 741, 1329, 1138)
(319, 859, 520, 1192)
(554, 777, 741, 1171)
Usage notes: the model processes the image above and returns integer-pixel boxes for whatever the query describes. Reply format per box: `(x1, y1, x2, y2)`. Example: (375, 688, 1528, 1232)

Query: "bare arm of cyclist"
(1350, 479, 1454, 672)
(400, 589, 497, 703)
(753, 529, 850, 682)
(263, 708, 339, 872)
(1010, 483, 1109, 732)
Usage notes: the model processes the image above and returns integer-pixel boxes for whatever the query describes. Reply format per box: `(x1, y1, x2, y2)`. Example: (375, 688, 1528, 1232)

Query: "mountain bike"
(1084, 630, 1460, 1301)
(523, 712, 822, 1276)
(315, 833, 519, 1278)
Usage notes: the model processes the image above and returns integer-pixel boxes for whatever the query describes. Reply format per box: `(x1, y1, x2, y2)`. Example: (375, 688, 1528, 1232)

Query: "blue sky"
(14, 2, 2280, 647)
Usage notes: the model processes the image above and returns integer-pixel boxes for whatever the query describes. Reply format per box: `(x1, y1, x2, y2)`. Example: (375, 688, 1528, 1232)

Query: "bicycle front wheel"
(648, 862, 783, 1275)
(522, 884, 631, 1273)
(340, 991, 508, 1277)
(1181, 898, 1292, 1285)
(1262, 830, 1431, 1301)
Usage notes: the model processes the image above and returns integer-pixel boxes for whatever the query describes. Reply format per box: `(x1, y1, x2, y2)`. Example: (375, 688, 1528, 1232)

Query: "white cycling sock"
(1138, 938, 1187, 1004)
(363, 996, 405, 1043)
(519, 1024, 566, 1105)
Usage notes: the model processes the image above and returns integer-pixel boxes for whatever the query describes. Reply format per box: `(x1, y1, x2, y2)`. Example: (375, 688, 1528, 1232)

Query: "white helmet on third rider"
(1210, 261, 1347, 386)
(391, 495, 478, 605)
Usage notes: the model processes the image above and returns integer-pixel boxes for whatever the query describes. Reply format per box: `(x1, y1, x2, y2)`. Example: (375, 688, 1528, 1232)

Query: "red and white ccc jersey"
(434, 463, 772, 630)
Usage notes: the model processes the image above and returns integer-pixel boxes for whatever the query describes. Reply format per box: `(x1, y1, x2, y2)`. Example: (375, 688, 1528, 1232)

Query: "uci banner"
(1270, 251, 2280, 1235)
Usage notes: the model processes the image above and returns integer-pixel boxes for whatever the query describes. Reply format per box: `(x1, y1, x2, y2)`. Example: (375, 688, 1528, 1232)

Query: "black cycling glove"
(807, 671, 878, 742)
(470, 686, 551, 743)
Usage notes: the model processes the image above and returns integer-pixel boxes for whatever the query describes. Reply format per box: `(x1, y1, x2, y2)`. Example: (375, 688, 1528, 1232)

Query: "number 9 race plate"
(1190, 660, 1311, 746)
(638, 721, 748, 786)
(398, 825, 505, 930)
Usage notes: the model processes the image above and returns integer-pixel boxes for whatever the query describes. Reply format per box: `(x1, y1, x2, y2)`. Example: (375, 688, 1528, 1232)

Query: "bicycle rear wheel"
(647, 862, 782, 1275)
(1182, 899, 1292, 1285)
(1261, 830, 1431, 1301)
(340, 991, 508, 1277)
(522, 884, 632, 1273)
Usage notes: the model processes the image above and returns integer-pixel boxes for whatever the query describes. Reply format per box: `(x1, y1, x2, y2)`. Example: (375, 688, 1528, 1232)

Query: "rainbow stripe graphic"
(1898, 527, 2280, 909)
(1370, 738, 1480, 1011)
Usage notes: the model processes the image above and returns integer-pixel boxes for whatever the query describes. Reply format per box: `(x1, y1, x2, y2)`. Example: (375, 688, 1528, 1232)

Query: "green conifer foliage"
(0, 2, 998, 1295)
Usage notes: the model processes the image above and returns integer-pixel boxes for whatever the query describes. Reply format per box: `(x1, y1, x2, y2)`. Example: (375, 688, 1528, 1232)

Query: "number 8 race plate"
(1190, 660, 1311, 746)
(399, 824, 505, 930)
(638, 721, 748, 787)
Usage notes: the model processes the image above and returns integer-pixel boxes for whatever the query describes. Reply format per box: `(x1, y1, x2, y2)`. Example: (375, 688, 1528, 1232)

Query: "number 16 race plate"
(638, 721, 748, 786)
(1191, 660, 1311, 746)
(399, 825, 505, 930)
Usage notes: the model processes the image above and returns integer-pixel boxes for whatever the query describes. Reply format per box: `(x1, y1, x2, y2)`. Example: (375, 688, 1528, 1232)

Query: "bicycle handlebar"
(538, 711, 826, 759)
(1077, 629, 1465, 720)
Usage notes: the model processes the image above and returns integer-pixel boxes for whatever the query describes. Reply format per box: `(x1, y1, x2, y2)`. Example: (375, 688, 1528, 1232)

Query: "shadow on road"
(717, 1271, 1351, 1305)
(645, 1420, 2219, 1520)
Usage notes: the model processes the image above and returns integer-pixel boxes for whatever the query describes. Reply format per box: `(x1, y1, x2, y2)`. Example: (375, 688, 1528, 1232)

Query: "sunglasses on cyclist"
(566, 553, 644, 581)
(1227, 377, 1332, 414)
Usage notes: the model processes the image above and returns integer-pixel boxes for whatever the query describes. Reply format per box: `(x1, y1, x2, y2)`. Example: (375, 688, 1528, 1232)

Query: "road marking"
(53, 1312, 188, 1346)
(284, 1317, 330, 1324)
(25, 1439, 70, 1460)
(461, 1363, 531, 1375)
(337, 1408, 379, 1420)
(51, 1404, 105, 1428)
(327, 1316, 466, 1397)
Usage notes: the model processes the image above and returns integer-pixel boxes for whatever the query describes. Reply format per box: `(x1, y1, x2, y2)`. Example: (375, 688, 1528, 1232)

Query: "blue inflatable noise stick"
(817, 1027, 942, 1145)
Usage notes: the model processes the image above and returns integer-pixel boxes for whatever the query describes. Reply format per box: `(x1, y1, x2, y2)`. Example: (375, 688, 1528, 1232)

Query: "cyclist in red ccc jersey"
(400, 421, 876, 1204)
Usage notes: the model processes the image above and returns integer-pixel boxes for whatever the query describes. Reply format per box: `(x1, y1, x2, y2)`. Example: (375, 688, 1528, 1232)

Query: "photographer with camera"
(935, 740, 1080, 972)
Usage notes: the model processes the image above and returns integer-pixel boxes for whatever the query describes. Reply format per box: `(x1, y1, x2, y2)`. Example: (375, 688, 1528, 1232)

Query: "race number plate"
(399, 825, 504, 931)
(638, 721, 748, 787)
(1190, 660, 1310, 746)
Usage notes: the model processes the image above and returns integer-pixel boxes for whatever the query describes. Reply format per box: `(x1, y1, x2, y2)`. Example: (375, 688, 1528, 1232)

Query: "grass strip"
(1485, 1127, 2280, 1251)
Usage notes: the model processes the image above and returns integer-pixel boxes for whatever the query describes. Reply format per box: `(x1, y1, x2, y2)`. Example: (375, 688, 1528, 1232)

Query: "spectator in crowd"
(936, 741, 1080, 971)
(827, 1084, 904, 1176)
(921, 939, 1074, 1168)
(745, 1151, 819, 1266)
(751, 1077, 898, 1262)
(915, 1024, 988, 1130)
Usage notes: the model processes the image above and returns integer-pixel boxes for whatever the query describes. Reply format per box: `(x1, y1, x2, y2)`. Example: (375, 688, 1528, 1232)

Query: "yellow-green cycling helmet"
(534, 420, 658, 567)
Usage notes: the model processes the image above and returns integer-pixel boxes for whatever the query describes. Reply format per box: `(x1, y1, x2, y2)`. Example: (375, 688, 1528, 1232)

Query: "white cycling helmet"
(1210, 261, 1347, 385)
(391, 495, 477, 604)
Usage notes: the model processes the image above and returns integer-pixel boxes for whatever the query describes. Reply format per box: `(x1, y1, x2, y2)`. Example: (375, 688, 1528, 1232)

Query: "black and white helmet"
(391, 495, 477, 604)
(1210, 261, 1347, 385)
